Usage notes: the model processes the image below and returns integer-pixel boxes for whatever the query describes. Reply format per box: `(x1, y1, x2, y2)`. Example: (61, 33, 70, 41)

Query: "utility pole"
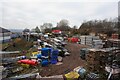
(118, 2, 120, 39)
(3, 32, 4, 44)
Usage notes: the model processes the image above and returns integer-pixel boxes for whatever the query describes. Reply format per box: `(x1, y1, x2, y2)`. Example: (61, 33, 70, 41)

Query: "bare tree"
(56, 19, 71, 31)
(79, 19, 118, 36)
(35, 26, 41, 33)
(57, 19, 69, 27)
(40, 23, 53, 32)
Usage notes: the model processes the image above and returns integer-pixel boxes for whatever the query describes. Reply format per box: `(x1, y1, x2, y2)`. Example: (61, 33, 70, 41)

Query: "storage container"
(18, 59, 38, 66)
(68, 37, 79, 43)
(21, 56, 26, 59)
(86, 73, 100, 80)
(21, 63, 30, 68)
(51, 50, 59, 59)
(50, 50, 59, 64)
(41, 60, 49, 66)
(32, 52, 38, 56)
(64, 71, 80, 80)
(80, 48, 89, 60)
(41, 48, 49, 56)
(78, 67, 87, 78)
(37, 54, 42, 59)
(112, 34, 119, 39)
(51, 59, 57, 64)
(51, 50, 59, 55)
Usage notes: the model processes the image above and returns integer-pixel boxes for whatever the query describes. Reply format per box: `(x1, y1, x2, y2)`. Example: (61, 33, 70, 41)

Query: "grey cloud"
(1, 1, 118, 29)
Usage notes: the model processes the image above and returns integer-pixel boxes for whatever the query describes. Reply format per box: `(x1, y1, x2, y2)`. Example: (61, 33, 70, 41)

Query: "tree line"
(79, 19, 118, 36)
(23, 18, 119, 37)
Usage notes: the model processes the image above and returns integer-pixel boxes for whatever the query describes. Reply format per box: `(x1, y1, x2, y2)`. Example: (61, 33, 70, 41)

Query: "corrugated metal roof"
(0, 27, 10, 33)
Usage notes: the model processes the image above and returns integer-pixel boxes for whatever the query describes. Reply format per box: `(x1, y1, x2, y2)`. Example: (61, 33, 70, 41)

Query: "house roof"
(0, 27, 10, 33)
(52, 30, 61, 33)
(23, 28, 30, 32)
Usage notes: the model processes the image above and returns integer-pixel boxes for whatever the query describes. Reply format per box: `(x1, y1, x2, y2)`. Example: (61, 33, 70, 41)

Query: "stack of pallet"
(80, 36, 93, 46)
(93, 40, 103, 49)
(85, 48, 109, 73)
(80, 36, 101, 47)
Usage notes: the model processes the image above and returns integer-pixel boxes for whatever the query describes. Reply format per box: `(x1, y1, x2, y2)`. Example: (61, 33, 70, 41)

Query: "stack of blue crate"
(50, 50, 59, 64)
(41, 59, 49, 66)
(41, 48, 49, 66)
(41, 48, 49, 57)
(37, 54, 42, 59)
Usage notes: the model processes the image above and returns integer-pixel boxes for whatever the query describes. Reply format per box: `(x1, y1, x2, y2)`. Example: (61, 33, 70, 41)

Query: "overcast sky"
(0, 0, 119, 29)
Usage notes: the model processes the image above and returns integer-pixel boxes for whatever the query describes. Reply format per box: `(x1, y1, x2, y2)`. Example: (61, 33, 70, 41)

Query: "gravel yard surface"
(39, 43, 88, 77)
